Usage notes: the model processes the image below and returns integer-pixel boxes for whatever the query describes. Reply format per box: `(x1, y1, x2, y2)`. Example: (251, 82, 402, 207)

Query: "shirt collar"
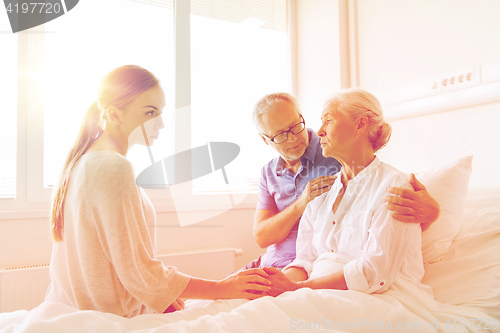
(274, 128, 317, 175)
(330, 156, 381, 197)
(275, 157, 287, 175)
(349, 155, 381, 184)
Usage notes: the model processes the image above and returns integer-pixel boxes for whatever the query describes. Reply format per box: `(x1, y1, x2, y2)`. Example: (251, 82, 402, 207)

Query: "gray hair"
(252, 92, 301, 133)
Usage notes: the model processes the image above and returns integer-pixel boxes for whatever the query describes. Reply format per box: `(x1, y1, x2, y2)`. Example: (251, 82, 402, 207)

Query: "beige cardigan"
(45, 151, 191, 317)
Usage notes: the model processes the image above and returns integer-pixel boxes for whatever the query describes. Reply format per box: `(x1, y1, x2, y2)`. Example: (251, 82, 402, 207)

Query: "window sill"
(0, 193, 259, 220)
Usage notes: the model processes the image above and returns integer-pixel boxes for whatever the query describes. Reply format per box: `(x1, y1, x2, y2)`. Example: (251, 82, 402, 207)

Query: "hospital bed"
(0, 156, 498, 332)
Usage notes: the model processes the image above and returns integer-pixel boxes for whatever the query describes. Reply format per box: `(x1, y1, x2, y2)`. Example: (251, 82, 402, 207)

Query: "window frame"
(0, 0, 296, 219)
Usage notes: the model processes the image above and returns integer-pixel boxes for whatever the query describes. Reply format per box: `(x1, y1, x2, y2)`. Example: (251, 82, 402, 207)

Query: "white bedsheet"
(1, 194, 499, 333)
(0, 284, 496, 333)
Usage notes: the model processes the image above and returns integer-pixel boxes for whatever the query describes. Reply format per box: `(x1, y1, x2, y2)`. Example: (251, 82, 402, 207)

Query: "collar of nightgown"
(335, 155, 380, 185)
(349, 155, 381, 184)
(329, 155, 381, 210)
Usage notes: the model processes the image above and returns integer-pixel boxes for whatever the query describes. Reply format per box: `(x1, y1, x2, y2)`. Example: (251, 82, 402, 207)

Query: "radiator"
(0, 264, 51, 313)
(0, 248, 243, 312)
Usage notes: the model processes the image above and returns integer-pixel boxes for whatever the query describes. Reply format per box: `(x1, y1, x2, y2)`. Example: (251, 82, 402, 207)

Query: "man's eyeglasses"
(263, 115, 306, 144)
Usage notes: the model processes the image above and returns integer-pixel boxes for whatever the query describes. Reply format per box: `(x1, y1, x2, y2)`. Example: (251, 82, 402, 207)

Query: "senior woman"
(263, 88, 433, 297)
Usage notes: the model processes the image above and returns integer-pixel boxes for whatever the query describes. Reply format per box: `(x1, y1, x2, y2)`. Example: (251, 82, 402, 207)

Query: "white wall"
(356, 0, 500, 92)
(0, 217, 52, 268)
(296, 0, 343, 130)
(354, 0, 500, 187)
(154, 209, 266, 270)
(0, 208, 265, 271)
(380, 100, 500, 187)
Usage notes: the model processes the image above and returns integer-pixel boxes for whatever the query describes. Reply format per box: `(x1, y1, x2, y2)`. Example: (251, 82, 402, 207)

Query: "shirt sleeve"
(256, 165, 278, 211)
(283, 201, 317, 276)
(87, 156, 191, 314)
(343, 176, 421, 294)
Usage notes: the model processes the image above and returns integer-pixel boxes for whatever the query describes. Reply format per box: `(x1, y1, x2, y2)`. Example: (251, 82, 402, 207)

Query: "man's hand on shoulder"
(299, 175, 337, 208)
(385, 173, 440, 230)
(253, 175, 337, 248)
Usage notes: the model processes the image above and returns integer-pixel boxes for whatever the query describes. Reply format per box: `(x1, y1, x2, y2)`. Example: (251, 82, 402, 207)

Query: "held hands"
(216, 267, 298, 300)
(163, 298, 185, 313)
(262, 267, 298, 297)
(385, 173, 440, 230)
(300, 175, 337, 207)
(216, 268, 272, 300)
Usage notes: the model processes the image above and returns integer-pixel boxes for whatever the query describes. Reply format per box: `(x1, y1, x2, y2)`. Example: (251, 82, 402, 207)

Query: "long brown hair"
(50, 65, 160, 242)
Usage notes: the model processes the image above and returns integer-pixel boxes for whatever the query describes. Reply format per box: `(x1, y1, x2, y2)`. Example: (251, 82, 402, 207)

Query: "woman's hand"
(163, 298, 185, 313)
(262, 267, 298, 297)
(216, 268, 272, 300)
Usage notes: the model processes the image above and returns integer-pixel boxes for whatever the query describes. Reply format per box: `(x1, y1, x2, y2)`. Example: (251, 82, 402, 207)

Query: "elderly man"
(246, 92, 440, 270)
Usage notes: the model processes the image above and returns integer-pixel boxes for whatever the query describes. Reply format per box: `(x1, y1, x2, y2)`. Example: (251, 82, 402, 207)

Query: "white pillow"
(416, 155, 473, 263)
(423, 197, 500, 318)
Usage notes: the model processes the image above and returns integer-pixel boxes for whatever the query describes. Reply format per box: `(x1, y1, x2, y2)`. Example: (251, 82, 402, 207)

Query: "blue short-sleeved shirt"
(257, 129, 342, 267)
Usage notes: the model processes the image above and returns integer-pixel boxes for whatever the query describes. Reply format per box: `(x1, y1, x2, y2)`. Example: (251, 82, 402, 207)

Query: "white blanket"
(0, 280, 496, 332)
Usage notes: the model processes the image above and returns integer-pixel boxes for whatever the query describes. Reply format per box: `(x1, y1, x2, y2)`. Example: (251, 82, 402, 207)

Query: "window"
(0, 0, 293, 215)
(43, 0, 175, 189)
(0, 19, 17, 198)
(190, 0, 291, 194)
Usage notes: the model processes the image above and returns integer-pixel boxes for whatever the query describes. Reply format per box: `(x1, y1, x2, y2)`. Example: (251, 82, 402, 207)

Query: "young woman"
(262, 88, 434, 298)
(45, 65, 271, 318)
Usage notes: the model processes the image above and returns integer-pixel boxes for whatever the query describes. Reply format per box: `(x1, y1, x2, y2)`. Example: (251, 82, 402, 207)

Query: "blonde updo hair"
(252, 92, 301, 133)
(324, 88, 391, 152)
